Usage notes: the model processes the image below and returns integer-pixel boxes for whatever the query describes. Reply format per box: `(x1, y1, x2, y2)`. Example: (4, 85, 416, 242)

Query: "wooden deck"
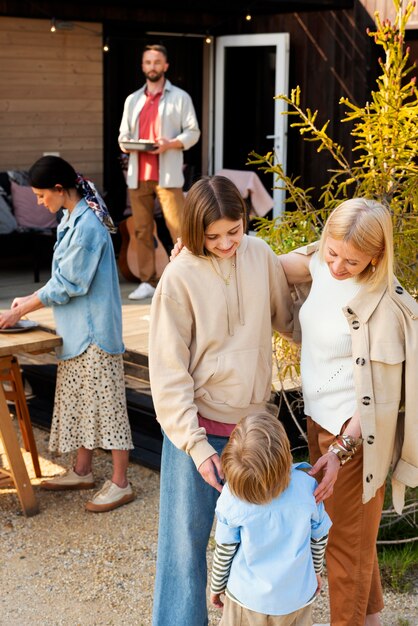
(27, 303, 152, 363)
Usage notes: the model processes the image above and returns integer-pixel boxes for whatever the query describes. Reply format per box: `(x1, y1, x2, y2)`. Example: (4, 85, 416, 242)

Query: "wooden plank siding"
(0, 16, 103, 189)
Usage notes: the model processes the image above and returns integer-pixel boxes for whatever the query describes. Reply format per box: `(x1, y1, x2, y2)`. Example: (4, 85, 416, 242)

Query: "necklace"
(210, 257, 236, 286)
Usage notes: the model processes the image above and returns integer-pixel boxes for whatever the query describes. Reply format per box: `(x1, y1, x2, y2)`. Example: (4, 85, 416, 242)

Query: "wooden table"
(28, 303, 151, 357)
(0, 326, 62, 516)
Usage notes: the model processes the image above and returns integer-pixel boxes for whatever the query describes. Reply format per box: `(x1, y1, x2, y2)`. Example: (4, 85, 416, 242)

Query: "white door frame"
(212, 33, 289, 217)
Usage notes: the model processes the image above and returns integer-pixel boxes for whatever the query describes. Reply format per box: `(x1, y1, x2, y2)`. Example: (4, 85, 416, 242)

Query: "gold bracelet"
(328, 434, 363, 465)
(337, 434, 363, 453)
(328, 441, 354, 465)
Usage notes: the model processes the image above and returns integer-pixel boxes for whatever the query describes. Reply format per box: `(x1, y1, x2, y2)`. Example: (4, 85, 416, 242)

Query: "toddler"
(210, 412, 332, 625)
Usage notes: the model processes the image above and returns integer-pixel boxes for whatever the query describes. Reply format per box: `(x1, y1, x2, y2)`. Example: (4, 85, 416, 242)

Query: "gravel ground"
(1, 424, 417, 626)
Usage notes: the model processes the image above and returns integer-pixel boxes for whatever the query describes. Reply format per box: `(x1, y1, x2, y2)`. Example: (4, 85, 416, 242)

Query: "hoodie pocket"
(204, 348, 271, 409)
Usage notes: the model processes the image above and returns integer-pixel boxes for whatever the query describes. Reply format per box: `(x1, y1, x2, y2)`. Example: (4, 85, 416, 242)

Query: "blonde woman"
(280, 198, 418, 626)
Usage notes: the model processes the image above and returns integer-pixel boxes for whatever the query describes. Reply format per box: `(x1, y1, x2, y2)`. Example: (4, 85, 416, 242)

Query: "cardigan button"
(347, 307, 354, 315)
(367, 435, 375, 444)
(352, 320, 360, 329)
(395, 285, 404, 294)
(362, 396, 371, 405)
(356, 357, 366, 366)
(366, 474, 373, 482)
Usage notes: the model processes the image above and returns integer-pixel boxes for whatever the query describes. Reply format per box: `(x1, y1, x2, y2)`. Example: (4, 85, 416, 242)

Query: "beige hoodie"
(149, 235, 293, 469)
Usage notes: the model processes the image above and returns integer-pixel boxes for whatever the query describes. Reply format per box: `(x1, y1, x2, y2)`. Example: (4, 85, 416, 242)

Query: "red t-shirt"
(138, 89, 162, 182)
(198, 414, 236, 438)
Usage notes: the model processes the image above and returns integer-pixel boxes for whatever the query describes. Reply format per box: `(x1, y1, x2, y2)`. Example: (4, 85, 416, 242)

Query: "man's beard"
(146, 71, 165, 82)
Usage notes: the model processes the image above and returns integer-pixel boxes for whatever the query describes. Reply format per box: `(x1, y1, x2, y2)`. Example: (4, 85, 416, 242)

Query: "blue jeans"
(152, 433, 229, 626)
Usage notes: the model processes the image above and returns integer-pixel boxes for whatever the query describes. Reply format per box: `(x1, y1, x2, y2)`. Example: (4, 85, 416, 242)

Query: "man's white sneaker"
(128, 282, 156, 300)
(85, 479, 135, 513)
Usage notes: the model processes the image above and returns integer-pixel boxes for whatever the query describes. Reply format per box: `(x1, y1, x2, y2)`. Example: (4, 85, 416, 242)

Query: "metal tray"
(0, 320, 39, 333)
(120, 140, 157, 152)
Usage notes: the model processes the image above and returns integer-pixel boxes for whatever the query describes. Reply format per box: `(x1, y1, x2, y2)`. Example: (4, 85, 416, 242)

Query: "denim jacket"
(38, 199, 124, 360)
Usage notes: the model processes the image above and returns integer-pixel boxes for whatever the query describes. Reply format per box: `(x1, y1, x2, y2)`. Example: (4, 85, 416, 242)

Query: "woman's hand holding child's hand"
(210, 592, 224, 609)
(309, 452, 340, 503)
(198, 453, 224, 492)
(170, 238, 184, 262)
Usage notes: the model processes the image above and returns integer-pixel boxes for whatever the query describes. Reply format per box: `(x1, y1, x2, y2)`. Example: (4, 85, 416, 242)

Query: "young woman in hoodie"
(148, 175, 294, 626)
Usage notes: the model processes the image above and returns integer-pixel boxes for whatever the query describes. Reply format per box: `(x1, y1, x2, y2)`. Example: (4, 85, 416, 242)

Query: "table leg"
(10, 356, 42, 478)
(0, 386, 39, 516)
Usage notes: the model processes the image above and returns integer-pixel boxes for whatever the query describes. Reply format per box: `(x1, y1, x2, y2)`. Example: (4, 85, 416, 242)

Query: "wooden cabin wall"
(244, 4, 378, 206)
(0, 17, 103, 188)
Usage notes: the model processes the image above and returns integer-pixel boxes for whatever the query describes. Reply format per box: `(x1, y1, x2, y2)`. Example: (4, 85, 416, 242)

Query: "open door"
(214, 34, 289, 217)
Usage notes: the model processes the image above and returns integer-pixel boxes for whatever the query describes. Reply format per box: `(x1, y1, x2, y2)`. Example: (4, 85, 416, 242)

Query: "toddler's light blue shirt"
(38, 199, 124, 360)
(215, 463, 332, 616)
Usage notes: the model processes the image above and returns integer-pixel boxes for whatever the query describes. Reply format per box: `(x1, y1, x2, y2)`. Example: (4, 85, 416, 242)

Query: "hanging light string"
(26, 0, 102, 36)
(30, 0, 257, 52)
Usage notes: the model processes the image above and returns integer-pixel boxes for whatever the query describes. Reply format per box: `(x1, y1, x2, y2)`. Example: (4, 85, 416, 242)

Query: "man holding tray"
(119, 44, 200, 300)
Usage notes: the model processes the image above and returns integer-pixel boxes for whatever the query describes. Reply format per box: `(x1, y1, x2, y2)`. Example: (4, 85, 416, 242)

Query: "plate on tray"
(120, 139, 157, 152)
(0, 320, 39, 333)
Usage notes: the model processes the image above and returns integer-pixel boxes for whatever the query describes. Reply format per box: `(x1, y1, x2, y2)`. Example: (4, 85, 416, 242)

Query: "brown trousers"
(219, 596, 312, 626)
(307, 417, 385, 626)
(129, 182, 185, 286)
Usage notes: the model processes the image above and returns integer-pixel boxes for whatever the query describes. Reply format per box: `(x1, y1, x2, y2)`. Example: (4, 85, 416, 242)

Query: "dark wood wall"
(240, 5, 378, 205)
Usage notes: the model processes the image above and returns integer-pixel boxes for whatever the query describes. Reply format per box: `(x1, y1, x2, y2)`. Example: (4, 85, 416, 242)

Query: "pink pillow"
(11, 181, 57, 229)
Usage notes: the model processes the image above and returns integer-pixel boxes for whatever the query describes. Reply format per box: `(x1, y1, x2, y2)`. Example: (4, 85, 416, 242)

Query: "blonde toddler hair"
(221, 412, 292, 505)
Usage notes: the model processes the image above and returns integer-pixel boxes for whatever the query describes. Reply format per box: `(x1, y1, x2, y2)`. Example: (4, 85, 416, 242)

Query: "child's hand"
(210, 592, 224, 608)
(170, 238, 184, 262)
(315, 573, 323, 595)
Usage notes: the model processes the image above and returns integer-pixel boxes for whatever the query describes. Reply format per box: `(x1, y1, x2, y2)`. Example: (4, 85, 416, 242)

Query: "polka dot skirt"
(49, 344, 134, 453)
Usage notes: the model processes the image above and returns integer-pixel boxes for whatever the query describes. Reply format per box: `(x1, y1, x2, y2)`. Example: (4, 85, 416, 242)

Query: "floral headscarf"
(75, 174, 117, 233)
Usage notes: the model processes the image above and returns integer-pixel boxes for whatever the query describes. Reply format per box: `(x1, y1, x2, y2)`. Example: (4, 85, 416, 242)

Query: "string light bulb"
(50, 17, 56, 32)
(103, 38, 110, 52)
(205, 36, 212, 44)
(245, 13, 252, 21)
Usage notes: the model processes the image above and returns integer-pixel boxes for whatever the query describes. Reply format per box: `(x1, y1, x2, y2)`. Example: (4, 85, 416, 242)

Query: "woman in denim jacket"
(0, 156, 135, 513)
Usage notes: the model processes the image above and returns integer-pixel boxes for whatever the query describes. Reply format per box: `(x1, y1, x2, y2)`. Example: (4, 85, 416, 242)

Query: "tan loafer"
(40, 468, 95, 491)
(85, 480, 135, 513)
